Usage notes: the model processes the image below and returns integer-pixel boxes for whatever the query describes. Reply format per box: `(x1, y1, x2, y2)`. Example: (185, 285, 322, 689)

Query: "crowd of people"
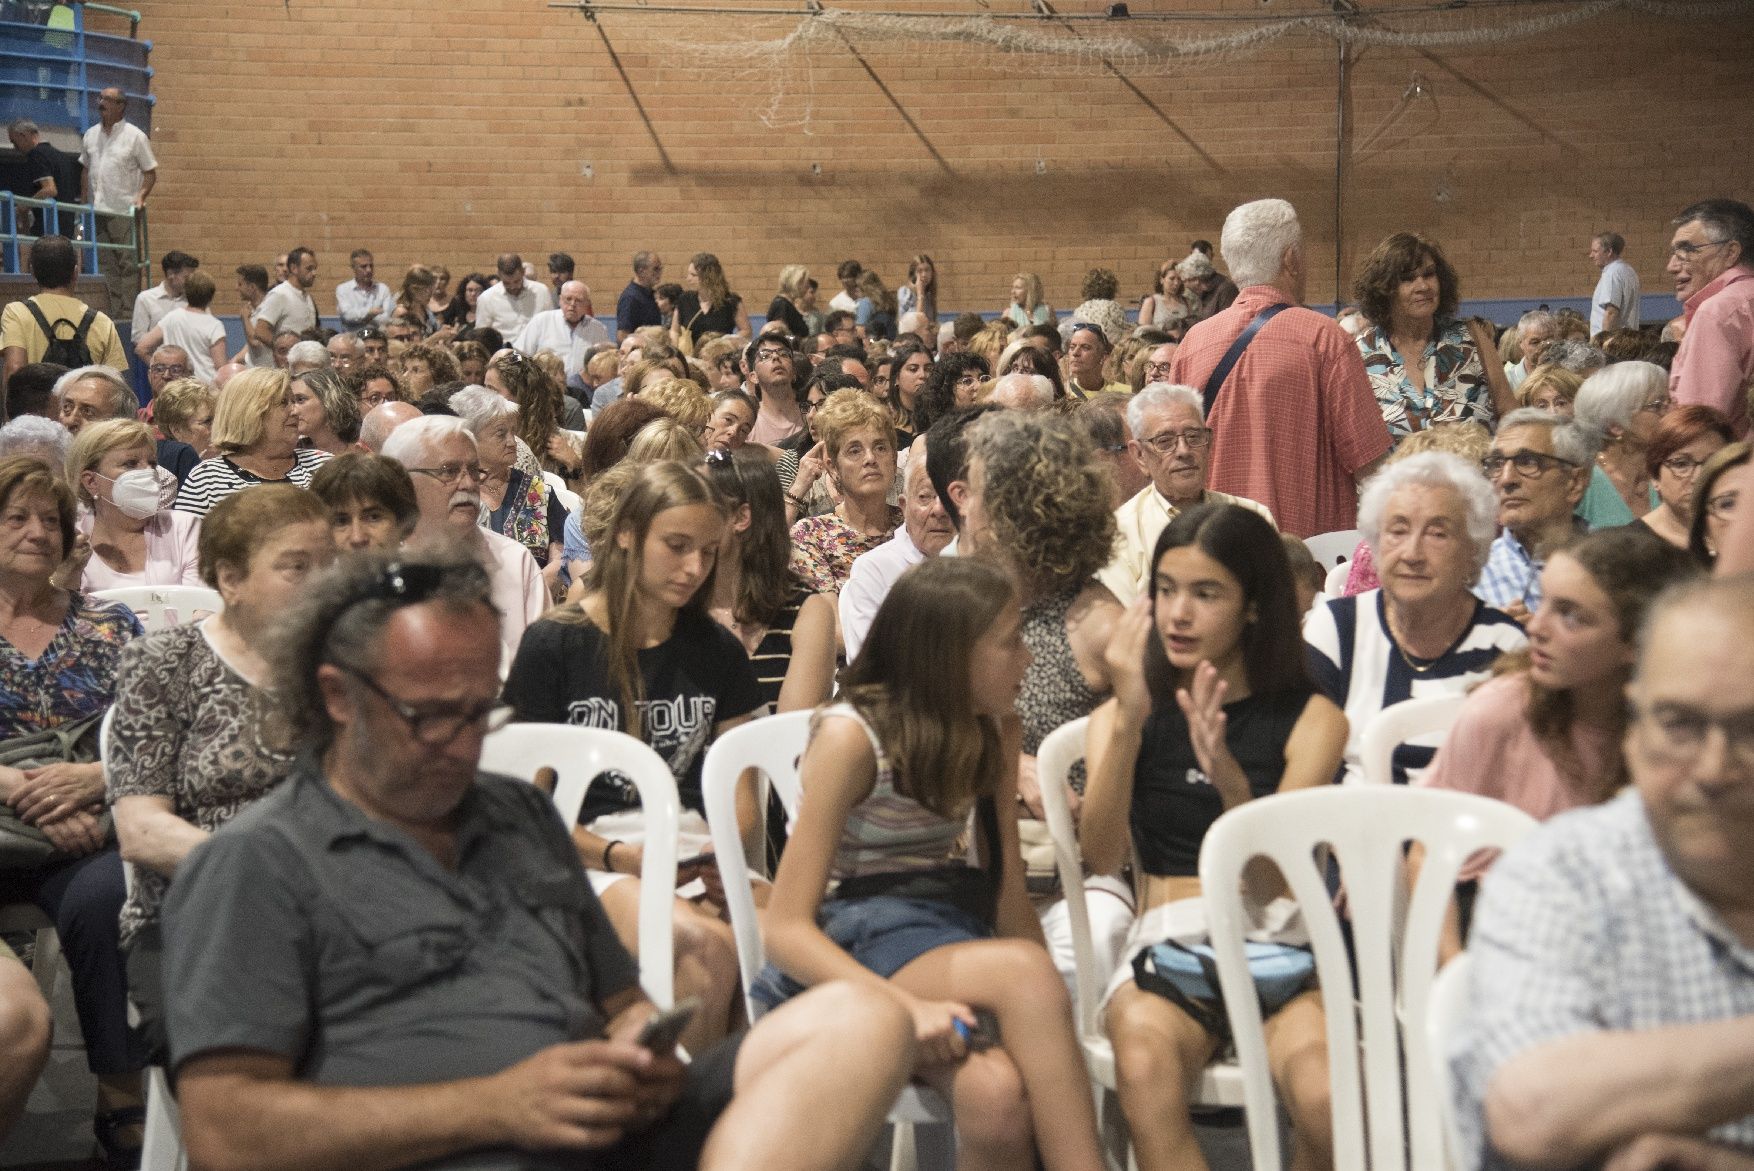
(0, 190, 1750, 1171)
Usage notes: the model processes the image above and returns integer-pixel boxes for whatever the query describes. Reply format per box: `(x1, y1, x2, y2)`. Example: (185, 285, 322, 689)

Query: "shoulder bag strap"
(1202, 302, 1291, 417)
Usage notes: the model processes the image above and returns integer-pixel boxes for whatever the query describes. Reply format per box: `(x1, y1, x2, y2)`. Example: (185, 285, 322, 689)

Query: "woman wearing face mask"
(68, 419, 202, 591)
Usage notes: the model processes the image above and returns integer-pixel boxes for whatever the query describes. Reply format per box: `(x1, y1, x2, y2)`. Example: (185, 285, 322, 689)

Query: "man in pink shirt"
(1666, 199, 1754, 434)
(1169, 198, 1391, 538)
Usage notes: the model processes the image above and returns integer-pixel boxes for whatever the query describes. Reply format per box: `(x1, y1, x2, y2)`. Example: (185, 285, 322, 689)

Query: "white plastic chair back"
(479, 723, 681, 1006)
(701, 710, 953, 1166)
(1303, 529, 1363, 568)
(1427, 952, 1472, 1171)
(91, 586, 223, 633)
(1037, 716, 1244, 1112)
(1356, 693, 1467, 787)
(699, 711, 812, 1023)
(1323, 559, 1350, 598)
(1198, 786, 1538, 1171)
(543, 470, 583, 516)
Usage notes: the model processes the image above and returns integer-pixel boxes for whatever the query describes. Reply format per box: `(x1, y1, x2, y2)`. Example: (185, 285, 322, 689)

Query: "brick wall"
(133, 0, 1754, 320)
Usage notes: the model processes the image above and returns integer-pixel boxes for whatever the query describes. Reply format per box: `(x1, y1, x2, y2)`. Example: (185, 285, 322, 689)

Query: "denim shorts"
(750, 894, 993, 1009)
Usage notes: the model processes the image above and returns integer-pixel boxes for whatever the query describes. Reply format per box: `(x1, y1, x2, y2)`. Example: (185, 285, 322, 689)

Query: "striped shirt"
(1303, 589, 1526, 784)
(1454, 789, 1754, 1168)
(748, 586, 811, 712)
(172, 449, 333, 518)
(817, 703, 970, 882)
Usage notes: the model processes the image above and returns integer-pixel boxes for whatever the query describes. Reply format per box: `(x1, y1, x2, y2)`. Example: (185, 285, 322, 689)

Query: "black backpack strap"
(71, 306, 96, 341)
(22, 299, 57, 340)
(1201, 302, 1291, 417)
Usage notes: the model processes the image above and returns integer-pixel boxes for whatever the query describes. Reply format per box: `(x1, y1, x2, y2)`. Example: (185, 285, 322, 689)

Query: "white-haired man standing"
(1169, 198, 1390, 538)
(381, 416, 546, 673)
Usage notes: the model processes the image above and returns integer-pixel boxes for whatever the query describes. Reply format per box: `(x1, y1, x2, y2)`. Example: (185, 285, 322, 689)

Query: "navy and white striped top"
(172, 448, 333, 518)
(1304, 588, 1526, 784)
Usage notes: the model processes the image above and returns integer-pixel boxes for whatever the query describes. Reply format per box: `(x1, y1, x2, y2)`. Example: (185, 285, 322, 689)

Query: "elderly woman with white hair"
(1304, 451, 1527, 784)
(448, 385, 567, 596)
(0, 414, 73, 467)
(1573, 360, 1671, 527)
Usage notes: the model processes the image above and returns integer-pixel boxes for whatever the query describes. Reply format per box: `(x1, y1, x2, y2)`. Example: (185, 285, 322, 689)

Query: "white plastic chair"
(1303, 529, 1363, 569)
(543, 470, 582, 516)
(1199, 786, 1538, 1171)
(1322, 559, 1350, 598)
(701, 711, 955, 1171)
(1427, 952, 1472, 1171)
(479, 723, 680, 1007)
(1355, 694, 1467, 787)
(91, 586, 223, 633)
(1036, 717, 1243, 1166)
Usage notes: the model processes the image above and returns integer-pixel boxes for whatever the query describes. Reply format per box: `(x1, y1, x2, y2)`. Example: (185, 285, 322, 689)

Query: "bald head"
(989, 373, 1054, 412)
(359, 401, 422, 453)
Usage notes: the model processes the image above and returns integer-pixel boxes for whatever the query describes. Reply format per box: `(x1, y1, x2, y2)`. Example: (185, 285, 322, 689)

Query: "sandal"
(94, 1104, 146, 1171)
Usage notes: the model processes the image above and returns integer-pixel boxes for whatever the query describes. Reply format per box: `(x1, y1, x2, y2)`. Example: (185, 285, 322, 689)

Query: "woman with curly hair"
(913, 351, 990, 437)
(1352, 231, 1515, 439)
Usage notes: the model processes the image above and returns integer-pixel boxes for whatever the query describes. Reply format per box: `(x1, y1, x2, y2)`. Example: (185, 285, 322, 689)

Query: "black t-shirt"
(502, 609, 765, 822)
(19, 142, 79, 235)
(1131, 687, 1312, 877)
(677, 292, 742, 343)
(765, 296, 807, 340)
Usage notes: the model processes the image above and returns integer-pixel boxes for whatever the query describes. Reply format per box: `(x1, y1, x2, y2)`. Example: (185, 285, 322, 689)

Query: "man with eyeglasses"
(78, 86, 157, 316)
(160, 552, 915, 1171)
(1473, 409, 1594, 620)
(381, 417, 546, 674)
(143, 344, 191, 401)
(517, 280, 610, 388)
(744, 336, 805, 447)
(1096, 382, 1274, 602)
(1666, 199, 1754, 434)
(1454, 573, 1754, 1171)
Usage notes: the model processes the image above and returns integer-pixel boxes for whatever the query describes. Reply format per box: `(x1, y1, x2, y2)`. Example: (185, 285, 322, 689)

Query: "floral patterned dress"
(0, 594, 141, 739)
(789, 506, 902, 593)
(1356, 319, 1493, 440)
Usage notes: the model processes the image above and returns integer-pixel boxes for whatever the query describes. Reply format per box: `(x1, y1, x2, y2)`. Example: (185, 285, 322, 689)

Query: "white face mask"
(96, 466, 174, 520)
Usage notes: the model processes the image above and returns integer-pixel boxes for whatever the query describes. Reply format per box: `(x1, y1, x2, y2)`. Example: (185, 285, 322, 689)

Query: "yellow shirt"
(0, 292, 129, 370)
(1097, 485, 1276, 602)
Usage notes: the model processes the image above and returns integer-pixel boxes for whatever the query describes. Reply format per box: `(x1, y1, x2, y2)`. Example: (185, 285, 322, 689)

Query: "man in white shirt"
(381, 416, 547, 675)
(252, 247, 320, 351)
(334, 248, 395, 330)
(1588, 231, 1641, 335)
(474, 253, 552, 338)
(840, 450, 954, 661)
(515, 280, 608, 384)
(829, 259, 861, 314)
(1096, 382, 1275, 602)
(231, 263, 274, 368)
(131, 250, 196, 335)
(78, 86, 157, 317)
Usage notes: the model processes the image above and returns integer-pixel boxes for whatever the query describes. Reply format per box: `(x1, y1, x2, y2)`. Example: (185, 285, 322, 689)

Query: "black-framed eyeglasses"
(755, 346, 794, 363)
(1669, 239, 1732, 261)
(1661, 454, 1710, 476)
(1629, 700, 1754, 767)
(1144, 361, 1174, 379)
(1140, 427, 1212, 453)
(335, 662, 512, 746)
(148, 364, 188, 378)
(1481, 451, 1579, 479)
(407, 462, 485, 486)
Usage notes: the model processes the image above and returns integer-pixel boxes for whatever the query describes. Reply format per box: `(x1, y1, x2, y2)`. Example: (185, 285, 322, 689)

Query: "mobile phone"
(636, 997, 701, 1055)
(676, 851, 715, 872)
(951, 1009, 1000, 1052)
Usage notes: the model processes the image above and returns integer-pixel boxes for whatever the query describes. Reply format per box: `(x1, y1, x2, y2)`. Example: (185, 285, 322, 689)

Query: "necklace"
(1386, 601, 1470, 674)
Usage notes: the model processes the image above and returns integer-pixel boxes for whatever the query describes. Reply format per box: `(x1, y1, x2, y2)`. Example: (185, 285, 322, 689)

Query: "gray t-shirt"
(163, 762, 641, 1167)
(1591, 257, 1641, 335)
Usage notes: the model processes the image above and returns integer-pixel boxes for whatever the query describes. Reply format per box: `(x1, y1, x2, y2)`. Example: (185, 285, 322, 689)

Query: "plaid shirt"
(1170, 287, 1391, 538)
(1475, 529, 1539, 612)
(1453, 789, 1754, 1168)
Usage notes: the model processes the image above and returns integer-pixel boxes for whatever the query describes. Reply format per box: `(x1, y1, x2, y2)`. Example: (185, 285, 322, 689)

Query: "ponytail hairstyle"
(839, 557, 1015, 817)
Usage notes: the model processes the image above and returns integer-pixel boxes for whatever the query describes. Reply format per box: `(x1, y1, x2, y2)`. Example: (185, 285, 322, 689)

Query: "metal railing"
(1, 191, 146, 281)
(0, 2, 153, 135)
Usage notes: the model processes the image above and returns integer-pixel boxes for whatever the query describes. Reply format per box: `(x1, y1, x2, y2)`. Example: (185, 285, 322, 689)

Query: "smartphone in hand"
(635, 997, 702, 1056)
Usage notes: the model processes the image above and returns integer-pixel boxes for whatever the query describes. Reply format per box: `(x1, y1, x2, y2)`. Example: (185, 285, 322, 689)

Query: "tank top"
(817, 703, 969, 881)
(1131, 687, 1313, 877)
(1017, 586, 1104, 789)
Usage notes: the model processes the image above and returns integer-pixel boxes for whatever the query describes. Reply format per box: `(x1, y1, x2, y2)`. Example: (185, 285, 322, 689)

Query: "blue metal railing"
(0, 2, 152, 135)
(1, 190, 142, 277)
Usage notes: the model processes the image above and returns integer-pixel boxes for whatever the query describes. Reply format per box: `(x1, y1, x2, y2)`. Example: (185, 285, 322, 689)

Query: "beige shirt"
(1097, 485, 1275, 602)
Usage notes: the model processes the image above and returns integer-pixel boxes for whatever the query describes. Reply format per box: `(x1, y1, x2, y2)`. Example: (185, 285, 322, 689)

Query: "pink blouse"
(79, 509, 205, 593)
